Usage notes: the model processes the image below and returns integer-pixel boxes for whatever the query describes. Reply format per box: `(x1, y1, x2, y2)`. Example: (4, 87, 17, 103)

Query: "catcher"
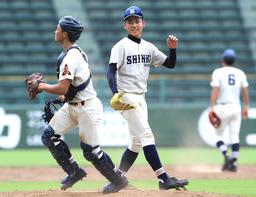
(209, 49, 249, 172)
(25, 16, 127, 193)
(105, 6, 188, 192)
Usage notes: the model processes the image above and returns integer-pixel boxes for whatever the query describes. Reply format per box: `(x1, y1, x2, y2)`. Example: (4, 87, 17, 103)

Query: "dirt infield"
(0, 190, 236, 197)
(0, 164, 255, 197)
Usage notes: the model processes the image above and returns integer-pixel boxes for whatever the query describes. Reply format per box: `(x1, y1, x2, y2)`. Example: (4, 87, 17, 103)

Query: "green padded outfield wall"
(0, 105, 256, 149)
(149, 107, 256, 147)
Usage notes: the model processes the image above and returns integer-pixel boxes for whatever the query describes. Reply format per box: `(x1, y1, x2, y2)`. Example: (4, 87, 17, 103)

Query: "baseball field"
(0, 147, 255, 197)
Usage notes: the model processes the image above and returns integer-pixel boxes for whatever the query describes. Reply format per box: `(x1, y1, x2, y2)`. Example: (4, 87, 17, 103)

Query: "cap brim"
(124, 14, 143, 20)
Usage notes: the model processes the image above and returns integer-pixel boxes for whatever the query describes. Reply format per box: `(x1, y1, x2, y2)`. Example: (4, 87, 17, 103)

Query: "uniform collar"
(64, 44, 77, 52)
(127, 34, 141, 44)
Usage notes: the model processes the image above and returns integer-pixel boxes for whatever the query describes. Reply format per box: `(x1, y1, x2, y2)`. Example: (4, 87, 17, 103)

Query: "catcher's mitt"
(110, 92, 135, 111)
(24, 72, 46, 100)
(42, 98, 65, 123)
(208, 111, 221, 128)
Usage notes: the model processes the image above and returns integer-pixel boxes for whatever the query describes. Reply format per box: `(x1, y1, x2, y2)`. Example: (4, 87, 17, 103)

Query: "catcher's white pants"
(121, 93, 155, 153)
(49, 97, 102, 147)
(214, 104, 241, 144)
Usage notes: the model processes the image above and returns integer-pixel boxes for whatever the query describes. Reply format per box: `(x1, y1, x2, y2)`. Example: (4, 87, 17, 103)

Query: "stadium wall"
(0, 104, 255, 149)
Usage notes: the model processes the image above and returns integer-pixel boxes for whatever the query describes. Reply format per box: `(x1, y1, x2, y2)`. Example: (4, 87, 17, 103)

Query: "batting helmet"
(58, 16, 85, 42)
(222, 49, 236, 65)
(124, 6, 144, 21)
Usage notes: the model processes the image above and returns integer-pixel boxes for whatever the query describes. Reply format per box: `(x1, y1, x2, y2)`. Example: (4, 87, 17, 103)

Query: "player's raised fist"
(167, 34, 178, 49)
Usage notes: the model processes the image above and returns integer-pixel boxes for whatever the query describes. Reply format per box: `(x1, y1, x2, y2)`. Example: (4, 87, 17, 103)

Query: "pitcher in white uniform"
(209, 48, 249, 172)
(105, 6, 188, 191)
(38, 16, 127, 193)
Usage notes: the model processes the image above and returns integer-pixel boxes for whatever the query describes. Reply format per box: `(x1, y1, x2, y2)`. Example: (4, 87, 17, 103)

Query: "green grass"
(0, 147, 256, 196)
(1, 147, 255, 167)
(188, 179, 256, 197)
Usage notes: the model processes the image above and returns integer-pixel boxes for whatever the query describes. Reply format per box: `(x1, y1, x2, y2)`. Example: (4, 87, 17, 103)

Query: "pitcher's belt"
(68, 101, 85, 106)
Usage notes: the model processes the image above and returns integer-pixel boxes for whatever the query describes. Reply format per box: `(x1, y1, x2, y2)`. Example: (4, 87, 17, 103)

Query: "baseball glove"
(42, 98, 65, 123)
(24, 72, 46, 100)
(208, 111, 221, 128)
(110, 92, 135, 111)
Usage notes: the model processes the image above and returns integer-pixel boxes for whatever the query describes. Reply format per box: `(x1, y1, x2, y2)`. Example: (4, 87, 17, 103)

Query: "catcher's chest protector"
(55, 46, 90, 101)
(56, 46, 87, 79)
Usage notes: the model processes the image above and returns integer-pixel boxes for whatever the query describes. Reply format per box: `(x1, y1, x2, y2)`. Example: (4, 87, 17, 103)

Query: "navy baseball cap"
(124, 6, 143, 20)
(223, 49, 236, 59)
(58, 16, 84, 42)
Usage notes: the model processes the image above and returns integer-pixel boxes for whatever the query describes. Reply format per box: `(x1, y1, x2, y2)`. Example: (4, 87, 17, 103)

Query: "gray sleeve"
(109, 42, 124, 69)
(150, 44, 167, 67)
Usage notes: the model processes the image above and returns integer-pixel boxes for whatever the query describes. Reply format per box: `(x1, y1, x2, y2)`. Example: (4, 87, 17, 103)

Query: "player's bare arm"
(210, 86, 219, 112)
(242, 87, 249, 119)
(38, 79, 70, 95)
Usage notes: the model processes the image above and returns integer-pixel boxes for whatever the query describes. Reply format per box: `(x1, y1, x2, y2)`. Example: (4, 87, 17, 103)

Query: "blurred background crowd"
(1, 0, 256, 107)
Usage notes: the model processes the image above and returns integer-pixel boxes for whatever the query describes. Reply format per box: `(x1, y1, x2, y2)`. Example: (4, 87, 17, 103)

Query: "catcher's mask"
(58, 16, 85, 42)
(42, 98, 65, 124)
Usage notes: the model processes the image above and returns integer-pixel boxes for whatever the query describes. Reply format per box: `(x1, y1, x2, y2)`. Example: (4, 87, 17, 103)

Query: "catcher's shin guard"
(41, 125, 80, 175)
(81, 142, 128, 192)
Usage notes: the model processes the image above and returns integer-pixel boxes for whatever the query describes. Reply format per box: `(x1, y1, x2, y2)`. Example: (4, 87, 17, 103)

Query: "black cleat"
(228, 164, 237, 172)
(159, 177, 189, 190)
(61, 175, 69, 184)
(102, 174, 128, 194)
(222, 157, 237, 172)
(222, 156, 230, 171)
(61, 167, 87, 190)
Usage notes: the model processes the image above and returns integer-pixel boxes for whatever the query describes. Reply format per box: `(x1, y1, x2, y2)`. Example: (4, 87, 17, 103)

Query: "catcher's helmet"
(58, 16, 84, 42)
(222, 49, 236, 65)
(124, 6, 143, 20)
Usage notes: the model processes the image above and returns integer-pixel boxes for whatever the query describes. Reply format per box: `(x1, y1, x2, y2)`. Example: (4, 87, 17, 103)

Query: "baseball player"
(104, 6, 189, 191)
(37, 16, 127, 192)
(209, 49, 249, 172)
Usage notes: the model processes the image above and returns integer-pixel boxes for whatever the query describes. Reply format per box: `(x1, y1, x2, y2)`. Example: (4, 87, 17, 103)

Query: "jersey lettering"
(126, 54, 151, 64)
